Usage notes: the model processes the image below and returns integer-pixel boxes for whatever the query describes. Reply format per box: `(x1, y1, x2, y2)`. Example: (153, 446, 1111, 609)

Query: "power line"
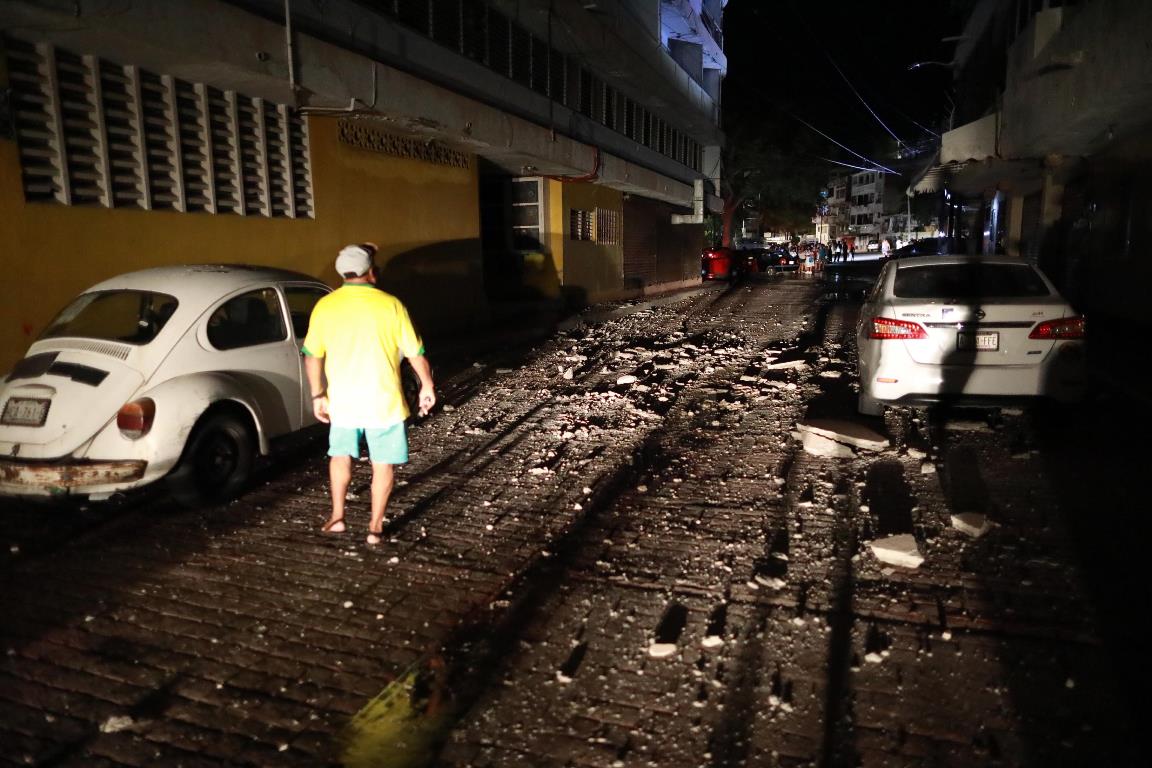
(818, 156, 896, 174)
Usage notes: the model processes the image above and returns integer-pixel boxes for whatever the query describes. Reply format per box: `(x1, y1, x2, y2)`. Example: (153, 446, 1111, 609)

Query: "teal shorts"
(328, 422, 408, 464)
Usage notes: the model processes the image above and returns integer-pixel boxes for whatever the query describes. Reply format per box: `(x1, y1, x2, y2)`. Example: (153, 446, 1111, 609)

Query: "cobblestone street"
(0, 275, 1143, 767)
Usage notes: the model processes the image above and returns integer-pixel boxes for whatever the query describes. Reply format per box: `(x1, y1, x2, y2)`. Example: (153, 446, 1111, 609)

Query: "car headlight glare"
(117, 398, 156, 439)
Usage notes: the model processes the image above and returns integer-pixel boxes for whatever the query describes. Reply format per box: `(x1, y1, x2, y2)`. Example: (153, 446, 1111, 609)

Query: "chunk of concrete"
(796, 429, 856, 458)
(951, 512, 993, 538)
(799, 419, 889, 452)
(868, 534, 924, 569)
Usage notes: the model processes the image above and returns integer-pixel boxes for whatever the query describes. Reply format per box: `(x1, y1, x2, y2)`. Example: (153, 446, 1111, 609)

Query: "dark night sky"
(721, 0, 965, 172)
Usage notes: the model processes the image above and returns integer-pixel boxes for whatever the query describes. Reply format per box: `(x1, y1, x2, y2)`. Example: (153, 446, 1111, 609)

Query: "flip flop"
(321, 518, 346, 533)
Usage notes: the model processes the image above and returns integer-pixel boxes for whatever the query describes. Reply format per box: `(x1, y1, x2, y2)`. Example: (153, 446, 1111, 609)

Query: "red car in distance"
(701, 247, 738, 281)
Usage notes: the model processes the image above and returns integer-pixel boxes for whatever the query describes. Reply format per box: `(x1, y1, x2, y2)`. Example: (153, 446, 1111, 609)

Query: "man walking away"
(303, 243, 436, 544)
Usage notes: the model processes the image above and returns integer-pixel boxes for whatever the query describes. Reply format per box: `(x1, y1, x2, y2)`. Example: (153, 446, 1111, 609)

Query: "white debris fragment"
(920, 461, 937, 474)
(388, 556, 399, 565)
(701, 635, 724, 648)
(951, 512, 994, 538)
(864, 652, 884, 664)
(797, 429, 856, 459)
(648, 642, 678, 658)
(616, 374, 639, 385)
(868, 534, 925, 568)
(343, 601, 354, 608)
(819, 371, 843, 379)
(798, 419, 889, 452)
(764, 360, 807, 371)
(905, 447, 926, 459)
(945, 418, 992, 432)
(442, 404, 455, 412)
(755, 575, 786, 590)
(9, 545, 18, 555)
(562, 367, 574, 380)
(1065, 677, 1076, 689)
(100, 715, 135, 733)
(637, 485, 648, 493)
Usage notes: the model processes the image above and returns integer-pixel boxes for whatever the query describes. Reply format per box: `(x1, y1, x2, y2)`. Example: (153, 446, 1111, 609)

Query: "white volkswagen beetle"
(0, 265, 332, 505)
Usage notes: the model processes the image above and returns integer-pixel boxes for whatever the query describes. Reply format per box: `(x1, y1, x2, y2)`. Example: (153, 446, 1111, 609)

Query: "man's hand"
(417, 386, 436, 417)
(312, 394, 331, 423)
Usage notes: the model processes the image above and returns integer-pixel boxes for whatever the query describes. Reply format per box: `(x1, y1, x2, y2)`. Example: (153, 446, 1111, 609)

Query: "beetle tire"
(167, 412, 255, 508)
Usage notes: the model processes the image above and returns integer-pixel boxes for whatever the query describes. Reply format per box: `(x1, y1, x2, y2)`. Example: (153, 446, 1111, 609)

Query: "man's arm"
(406, 354, 436, 416)
(304, 354, 330, 423)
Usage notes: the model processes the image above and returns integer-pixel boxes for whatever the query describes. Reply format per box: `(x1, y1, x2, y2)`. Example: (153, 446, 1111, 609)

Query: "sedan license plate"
(957, 331, 999, 351)
(1, 397, 51, 427)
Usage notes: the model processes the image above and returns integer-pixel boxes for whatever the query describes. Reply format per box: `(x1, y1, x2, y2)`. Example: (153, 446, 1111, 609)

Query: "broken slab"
(868, 534, 925, 569)
(951, 512, 994, 538)
(795, 429, 856, 458)
(794, 419, 889, 458)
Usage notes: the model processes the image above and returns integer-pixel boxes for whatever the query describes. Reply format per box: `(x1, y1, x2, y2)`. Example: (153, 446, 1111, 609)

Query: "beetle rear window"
(41, 291, 179, 345)
(893, 263, 1050, 299)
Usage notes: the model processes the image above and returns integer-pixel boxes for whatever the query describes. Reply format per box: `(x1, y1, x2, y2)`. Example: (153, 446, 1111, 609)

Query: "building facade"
(921, 0, 1152, 328)
(0, 0, 726, 372)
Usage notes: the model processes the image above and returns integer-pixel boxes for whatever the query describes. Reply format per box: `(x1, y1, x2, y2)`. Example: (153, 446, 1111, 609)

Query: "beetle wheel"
(168, 412, 255, 508)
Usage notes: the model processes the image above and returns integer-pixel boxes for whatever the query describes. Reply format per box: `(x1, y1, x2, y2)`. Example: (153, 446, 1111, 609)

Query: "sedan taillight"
(1029, 316, 1086, 340)
(117, 398, 156, 439)
(867, 317, 928, 340)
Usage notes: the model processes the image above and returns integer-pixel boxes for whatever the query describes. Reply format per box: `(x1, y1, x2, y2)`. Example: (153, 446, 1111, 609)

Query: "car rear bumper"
(0, 458, 148, 497)
(864, 362, 1087, 405)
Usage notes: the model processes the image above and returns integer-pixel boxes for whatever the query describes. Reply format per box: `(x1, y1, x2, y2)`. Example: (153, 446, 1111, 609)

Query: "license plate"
(957, 331, 999, 351)
(1, 397, 51, 427)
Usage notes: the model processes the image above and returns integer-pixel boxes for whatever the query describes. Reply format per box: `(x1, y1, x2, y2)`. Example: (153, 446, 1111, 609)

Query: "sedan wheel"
(168, 412, 255, 507)
(857, 391, 886, 417)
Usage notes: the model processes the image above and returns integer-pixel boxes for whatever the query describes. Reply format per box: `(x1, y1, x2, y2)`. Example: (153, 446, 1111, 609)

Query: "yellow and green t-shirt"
(302, 284, 424, 428)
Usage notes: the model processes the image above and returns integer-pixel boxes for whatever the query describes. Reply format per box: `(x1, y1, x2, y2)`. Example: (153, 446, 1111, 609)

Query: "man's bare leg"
(324, 455, 352, 532)
(366, 461, 395, 544)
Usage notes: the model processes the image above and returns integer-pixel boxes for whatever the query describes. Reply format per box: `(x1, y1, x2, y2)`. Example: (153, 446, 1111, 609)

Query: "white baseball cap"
(335, 243, 377, 277)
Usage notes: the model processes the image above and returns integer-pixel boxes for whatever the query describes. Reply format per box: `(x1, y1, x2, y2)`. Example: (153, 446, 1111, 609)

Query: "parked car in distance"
(886, 236, 968, 260)
(770, 245, 799, 271)
(866, 239, 881, 252)
(701, 247, 735, 281)
(855, 255, 1086, 416)
(0, 265, 333, 505)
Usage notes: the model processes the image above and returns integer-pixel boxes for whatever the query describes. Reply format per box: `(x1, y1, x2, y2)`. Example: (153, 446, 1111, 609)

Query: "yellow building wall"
(548, 180, 625, 305)
(0, 116, 484, 374)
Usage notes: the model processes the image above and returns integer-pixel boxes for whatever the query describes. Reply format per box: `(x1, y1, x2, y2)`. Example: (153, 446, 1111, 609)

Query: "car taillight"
(1029, 316, 1086, 340)
(868, 317, 928, 340)
(117, 398, 156, 439)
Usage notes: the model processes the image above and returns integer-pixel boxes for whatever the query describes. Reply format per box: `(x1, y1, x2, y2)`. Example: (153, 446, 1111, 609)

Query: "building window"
(510, 178, 543, 251)
(5, 37, 313, 217)
(570, 208, 593, 241)
(595, 207, 619, 245)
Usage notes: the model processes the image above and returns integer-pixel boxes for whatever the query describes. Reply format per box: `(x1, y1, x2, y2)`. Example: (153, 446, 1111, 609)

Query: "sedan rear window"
(41, 290, 179, 345)
(893, 263, 1050, 299)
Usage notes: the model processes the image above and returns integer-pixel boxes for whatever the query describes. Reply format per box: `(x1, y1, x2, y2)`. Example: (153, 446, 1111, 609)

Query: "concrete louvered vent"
(5, 37, 313, 219)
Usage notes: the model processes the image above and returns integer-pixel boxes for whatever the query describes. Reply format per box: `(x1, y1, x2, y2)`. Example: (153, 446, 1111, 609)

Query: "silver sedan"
(855, 255, 1087, 416)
